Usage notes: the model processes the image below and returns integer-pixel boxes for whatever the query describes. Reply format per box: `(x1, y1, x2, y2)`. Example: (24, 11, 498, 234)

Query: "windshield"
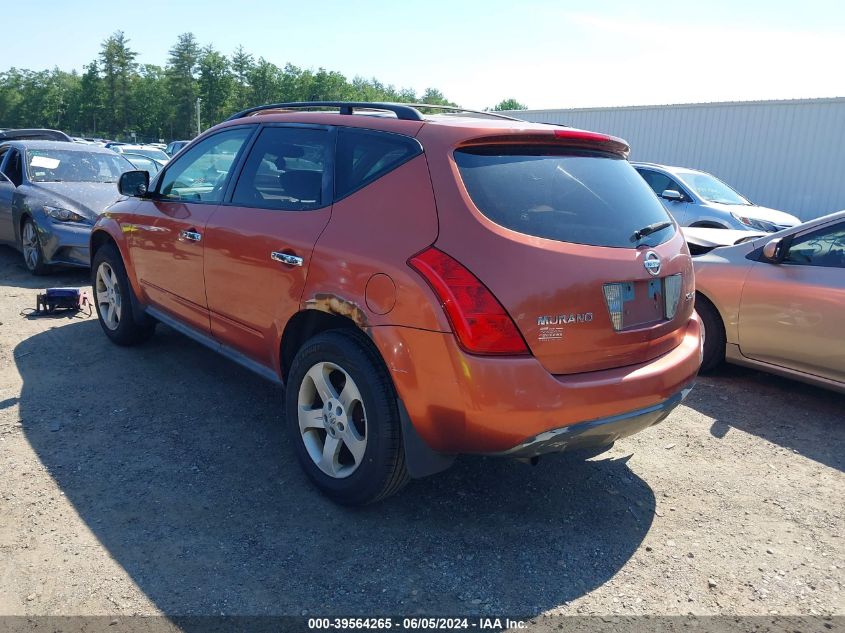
(454, 147, 675, 248)
(26, 149, 133, 183)
(130, 147, 169, 162)
(677, 171, 750, 205)
(125, 155, 159, 174)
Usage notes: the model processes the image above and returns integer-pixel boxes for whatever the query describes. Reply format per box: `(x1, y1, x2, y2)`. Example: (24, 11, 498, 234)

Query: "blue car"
(633, 162, 800, 232)
(0, 140, 134, 274)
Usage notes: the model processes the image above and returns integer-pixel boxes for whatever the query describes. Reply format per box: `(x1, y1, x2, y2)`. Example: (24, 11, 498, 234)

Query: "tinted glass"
(158, 127, 252, 202)
(25, 148, 132, 183)
(784, 223, 845, 268)
(231, 127, 329, 211)
(1, 148, 22, 186)
(334, 128, 421, 200)
(677, 171, 749, 205)
(638, 169, 682, 197)
(455, 148, 675, 248)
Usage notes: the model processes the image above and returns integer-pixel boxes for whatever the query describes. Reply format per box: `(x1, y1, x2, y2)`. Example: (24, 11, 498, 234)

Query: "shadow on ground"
(684, 364, 844, 473)
(15, 319, 654, 618)
(0, 245, 89, 290)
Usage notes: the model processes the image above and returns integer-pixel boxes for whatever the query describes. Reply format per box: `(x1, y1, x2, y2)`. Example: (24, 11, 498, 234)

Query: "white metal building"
(506, 98, 845, 221)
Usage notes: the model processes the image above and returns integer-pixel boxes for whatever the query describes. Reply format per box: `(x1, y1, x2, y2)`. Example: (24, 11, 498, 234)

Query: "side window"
(638, 169, 683, 199)
(0, 148, 9, 183)
(334, 128, 422, 201)
(231, 126, 329, 211)
(5, 150, 23, 187)
(784, 223, 845, 269)
(157, 127, 253, 203)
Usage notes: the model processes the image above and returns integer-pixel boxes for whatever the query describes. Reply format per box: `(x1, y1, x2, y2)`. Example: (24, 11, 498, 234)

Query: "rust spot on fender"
(304, 294, 369, 328)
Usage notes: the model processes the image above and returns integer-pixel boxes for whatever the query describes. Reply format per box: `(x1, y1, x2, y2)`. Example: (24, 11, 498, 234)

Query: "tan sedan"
(690, 210, 845, 393)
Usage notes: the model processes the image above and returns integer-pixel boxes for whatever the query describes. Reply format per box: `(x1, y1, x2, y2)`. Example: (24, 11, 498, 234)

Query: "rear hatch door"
(429, 131, 695, 375)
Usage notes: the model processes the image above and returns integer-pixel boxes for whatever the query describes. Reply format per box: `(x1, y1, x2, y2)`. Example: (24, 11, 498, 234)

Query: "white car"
(109, 144, 170, 166)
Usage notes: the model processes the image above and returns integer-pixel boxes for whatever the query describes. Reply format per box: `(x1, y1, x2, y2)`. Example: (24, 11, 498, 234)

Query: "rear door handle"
(179, 229, 202, 242)
(271, 251, 303, 267)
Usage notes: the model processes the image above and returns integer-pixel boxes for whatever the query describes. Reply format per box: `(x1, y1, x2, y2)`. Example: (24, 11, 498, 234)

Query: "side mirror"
(762, 238, 785, 263)
(660, 189, 683, 202)
(118, 170, 149, 197)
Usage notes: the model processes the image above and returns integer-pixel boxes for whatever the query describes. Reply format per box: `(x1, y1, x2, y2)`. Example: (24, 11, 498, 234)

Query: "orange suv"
(91, 102, 702, 504)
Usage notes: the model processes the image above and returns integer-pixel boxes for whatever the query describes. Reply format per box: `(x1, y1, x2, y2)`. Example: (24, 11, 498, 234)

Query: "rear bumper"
(495, 386, 692, 457)
(370, 313, 702, 454)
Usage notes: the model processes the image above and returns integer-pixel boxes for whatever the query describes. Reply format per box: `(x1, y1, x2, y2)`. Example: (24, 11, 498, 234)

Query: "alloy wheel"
(297, 361, 368, 479)
(22, 221, 40, 271)
(95, 262, 122, 331)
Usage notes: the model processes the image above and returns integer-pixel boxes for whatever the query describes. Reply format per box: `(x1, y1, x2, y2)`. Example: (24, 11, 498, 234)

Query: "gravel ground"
(0, 245, 842, 620)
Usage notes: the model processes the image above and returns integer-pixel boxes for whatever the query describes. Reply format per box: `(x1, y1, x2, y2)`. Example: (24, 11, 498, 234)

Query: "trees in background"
(0, 31, 468, 142)
(490, 98, 527, 111)
(166, 33, 201, 140)
(99, 31, 137, 134)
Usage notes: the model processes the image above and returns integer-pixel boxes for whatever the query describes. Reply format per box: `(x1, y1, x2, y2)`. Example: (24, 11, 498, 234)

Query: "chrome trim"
(643, 250, 661, 276)
(179, 230, 202, 242)
(271, 251, 304, 267)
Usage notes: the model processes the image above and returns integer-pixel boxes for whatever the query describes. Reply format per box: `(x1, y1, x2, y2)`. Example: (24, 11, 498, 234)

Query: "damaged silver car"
(0, 140, 134, 274)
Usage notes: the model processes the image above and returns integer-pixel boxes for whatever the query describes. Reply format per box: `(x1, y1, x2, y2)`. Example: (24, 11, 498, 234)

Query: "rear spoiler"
(456, 128, 630, 158)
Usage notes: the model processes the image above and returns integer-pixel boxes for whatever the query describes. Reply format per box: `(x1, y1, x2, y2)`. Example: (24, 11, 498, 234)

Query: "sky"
(1, 0, 843, 110)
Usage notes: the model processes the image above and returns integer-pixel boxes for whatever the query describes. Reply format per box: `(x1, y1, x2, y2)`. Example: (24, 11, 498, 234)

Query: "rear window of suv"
(454, 147, 675, 248)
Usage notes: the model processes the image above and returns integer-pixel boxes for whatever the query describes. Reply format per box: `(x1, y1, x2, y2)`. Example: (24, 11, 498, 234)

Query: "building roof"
(507, 96, 845, 115)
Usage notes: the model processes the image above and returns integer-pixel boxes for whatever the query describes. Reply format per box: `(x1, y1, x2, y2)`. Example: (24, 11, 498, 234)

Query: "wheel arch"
(694, 289, 727, 343)
(280, 308, 454, 480)
(280, 309, 360, 384)
(17, 210, 38, 246)
(90, 222, 145, 314)
(695, 290, 723, 324)
(689, 221, 730, 229)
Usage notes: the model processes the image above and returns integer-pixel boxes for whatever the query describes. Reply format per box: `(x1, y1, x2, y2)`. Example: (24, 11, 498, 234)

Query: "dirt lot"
(0, 245, 842, 620)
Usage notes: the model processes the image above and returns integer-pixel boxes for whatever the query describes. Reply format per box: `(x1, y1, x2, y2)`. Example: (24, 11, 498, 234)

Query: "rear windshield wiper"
(632, 220, 673, 242)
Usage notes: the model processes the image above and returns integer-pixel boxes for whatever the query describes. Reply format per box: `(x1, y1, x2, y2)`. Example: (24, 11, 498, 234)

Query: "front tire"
(696, 294, 725, 372)
(285, 329, 409, 505)
(91, 243, 155, 346)
(21, 217, 50, 275)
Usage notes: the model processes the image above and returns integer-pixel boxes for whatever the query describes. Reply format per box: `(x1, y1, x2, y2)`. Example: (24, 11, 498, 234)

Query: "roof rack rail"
(225, 101, 528, 123)
(402, 104, 523, 121)
(226, 101, 425, 122)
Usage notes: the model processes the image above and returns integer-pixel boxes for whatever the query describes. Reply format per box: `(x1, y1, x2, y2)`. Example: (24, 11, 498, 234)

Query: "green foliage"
(167, 32, 201, 139)
(490, 98, 527, 111)
(0, 32, 466, 142)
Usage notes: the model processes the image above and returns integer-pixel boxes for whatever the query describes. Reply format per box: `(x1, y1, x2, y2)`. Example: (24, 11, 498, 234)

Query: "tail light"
(408, 247, 529, 355)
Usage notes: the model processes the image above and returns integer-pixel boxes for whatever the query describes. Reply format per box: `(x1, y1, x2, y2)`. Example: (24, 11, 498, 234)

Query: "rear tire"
(696, 294, 725, 372)
(285, 329, 409, 505)
(91, 243, 155, 346)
